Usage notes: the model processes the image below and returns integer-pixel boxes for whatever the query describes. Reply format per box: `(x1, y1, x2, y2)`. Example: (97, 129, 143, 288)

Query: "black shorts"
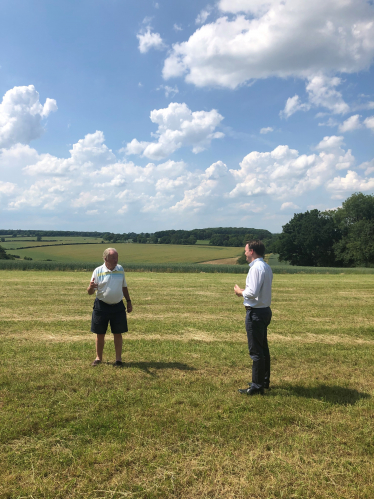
(91, 298, 128, 335)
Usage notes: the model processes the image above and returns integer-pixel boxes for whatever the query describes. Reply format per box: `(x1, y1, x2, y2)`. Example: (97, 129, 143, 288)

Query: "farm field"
(4, 242, 243, 264)
(1, 236, 103, 250)
(1, 271, 373, 498)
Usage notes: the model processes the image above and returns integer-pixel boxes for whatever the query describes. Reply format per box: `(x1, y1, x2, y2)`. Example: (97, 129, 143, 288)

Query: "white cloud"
(3, 126, 372, 227)
(228, 137, 357, 200)
(0, 85, 57, 147)
(137, 27, 166, 53)
(318, 117, 339, 127)
(0, 181, 16, 194)
(339, 114, 362, 132)
(125, 102, 224, 160)
(23, 131, 115, 176)
(196, 7, 212, 25)
(280, 95, 310, 118)
(173, 24, 183, 32)
(326, 170, 374, 193)
(306, 75, 349, 115)
(364, 116, 374, 131)
(158, 85, 179, 97)
(260, 127, 273, 134)
(163, 0, 374, 88)
(281, 201, 300, 210)
(282, 75, 349, 118)
(71, 192, 106, 208)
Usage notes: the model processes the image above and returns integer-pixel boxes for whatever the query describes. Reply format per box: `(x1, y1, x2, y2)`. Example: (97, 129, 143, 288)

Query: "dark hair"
(245, 240, 265, 258)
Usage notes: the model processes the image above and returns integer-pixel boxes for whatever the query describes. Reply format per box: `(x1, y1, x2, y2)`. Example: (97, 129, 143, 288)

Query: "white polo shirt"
(242, 258, 273, 308)
(91, 263, 127, 305)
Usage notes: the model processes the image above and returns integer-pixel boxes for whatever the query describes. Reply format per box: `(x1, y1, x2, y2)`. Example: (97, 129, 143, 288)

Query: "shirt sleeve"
(122, 270, 127, 288)
(242, 267, 265, 300)
(91, 269, 97, 283)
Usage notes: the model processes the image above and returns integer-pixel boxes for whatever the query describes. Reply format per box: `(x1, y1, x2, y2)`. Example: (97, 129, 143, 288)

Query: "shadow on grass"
(121, 361, 197, 377)
(277, 383, 370, 405)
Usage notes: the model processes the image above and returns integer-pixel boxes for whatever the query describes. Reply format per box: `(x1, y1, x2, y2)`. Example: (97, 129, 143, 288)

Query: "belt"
(245, 306, 252, 311)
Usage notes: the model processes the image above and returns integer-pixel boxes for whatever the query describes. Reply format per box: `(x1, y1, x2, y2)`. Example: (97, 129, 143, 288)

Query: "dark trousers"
(245, 307, 272, 390)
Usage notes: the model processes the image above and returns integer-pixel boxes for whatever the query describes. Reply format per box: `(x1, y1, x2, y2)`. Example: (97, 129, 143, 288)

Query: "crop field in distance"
(1, 270, 373, 498)
(4, 241, 243, 264)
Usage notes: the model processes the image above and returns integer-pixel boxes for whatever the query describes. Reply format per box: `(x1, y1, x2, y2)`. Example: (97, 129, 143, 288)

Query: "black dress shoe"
(238, 387, 264, 396)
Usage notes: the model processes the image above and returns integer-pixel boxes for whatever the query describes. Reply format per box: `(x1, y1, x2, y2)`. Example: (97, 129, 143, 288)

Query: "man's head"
(103, 248, 118, 270)
(245, 240, 265, 263)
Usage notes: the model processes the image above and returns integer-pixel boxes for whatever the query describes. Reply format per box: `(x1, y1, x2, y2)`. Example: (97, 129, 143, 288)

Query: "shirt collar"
(103, 263, 118, 272)
(249, 257, 264, 268)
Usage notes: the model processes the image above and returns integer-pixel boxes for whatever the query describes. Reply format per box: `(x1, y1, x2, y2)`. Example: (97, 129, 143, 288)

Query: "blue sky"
(1, 0, 374, 233)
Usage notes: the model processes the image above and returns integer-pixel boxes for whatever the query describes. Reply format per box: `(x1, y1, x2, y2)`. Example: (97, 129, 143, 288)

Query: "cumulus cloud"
(228, 136, 356, 200)
(3, 127, 373, 225)
(364, 116, 374, 131)
(125, 102, 224, 160)
(306, 75, 350, 114)
(0, 85, 57, 148)
(339, 114, 362, 132)
(137, 27, 166, 53)
(163, 0, 374, 88)
(280, 95, 311, 118)
(281, 75, 350, 118)
(23, 131, 115, 176)
(326, 170, 374, 195)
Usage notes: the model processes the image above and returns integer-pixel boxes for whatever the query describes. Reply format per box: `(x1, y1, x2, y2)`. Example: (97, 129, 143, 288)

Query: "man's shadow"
(272, 383, 370, 405)
(121, 361, 196, 377)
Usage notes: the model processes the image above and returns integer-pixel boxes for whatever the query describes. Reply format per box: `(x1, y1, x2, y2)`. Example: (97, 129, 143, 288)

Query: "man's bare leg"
(95, 334, 105, 361)
(113, 334, 123, 362)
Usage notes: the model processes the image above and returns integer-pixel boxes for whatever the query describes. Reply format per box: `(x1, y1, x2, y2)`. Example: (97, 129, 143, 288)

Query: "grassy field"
(1, 271, 373, 498)
(2, 236, 103, 250)
(4, 243, 243, 264)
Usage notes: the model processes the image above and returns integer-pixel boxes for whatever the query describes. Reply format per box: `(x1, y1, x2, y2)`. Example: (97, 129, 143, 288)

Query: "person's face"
(105, 251, 118, 270)
(245, 244, 254, 263)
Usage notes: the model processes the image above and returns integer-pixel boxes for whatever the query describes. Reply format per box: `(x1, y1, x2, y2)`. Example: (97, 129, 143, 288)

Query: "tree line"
(275, 192, 374, 267)
(0, 227, 279, 249)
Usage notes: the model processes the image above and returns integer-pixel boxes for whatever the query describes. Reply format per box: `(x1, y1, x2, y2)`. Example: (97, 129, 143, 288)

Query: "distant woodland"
(1, 192, 373, 267)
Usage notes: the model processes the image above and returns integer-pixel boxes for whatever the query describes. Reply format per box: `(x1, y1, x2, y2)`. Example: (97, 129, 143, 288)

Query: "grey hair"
(103, 247, 118, 260)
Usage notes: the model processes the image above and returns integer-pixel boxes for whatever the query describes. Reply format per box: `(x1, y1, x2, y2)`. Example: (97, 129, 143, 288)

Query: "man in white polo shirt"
(87, 248, 132, 367)
(234, 240, 273, 395)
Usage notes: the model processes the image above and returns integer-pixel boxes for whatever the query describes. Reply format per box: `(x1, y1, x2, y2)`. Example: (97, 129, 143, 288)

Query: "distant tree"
(0, 246, 12, 259)
(36, 235, 42, 241)
(331, 192, 374, 267)
(0, 237, 5, 242)
(277, 209, 341, 266)
(187, 235, 197, 245)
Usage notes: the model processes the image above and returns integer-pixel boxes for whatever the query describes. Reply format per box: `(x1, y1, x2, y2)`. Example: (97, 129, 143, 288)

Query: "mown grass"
(4, 242, 243, 264)
(1, 271, 373, 498)
(1, 258, 374, 275)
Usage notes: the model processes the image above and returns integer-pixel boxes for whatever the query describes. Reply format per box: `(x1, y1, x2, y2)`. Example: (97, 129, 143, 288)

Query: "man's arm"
(87, 278, 97, 295)
(234, 284, 244, 297)
(123, 286, 133, 313)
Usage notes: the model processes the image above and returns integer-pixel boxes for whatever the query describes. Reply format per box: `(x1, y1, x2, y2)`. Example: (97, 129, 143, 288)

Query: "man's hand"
(87, 278, 98, 294)
(127, 302, 133, 313)
(234, 284, 243, 297)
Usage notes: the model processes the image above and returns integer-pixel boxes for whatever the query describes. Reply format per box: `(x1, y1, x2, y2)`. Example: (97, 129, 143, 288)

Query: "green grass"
(1, 271, 374, 498)
(1, 236, 103, 250)
(3, 242, 243, 264)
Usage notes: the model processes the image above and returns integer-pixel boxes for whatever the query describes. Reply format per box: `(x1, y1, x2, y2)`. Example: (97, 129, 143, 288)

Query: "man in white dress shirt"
(87, 248, 132, 367)
(234, 240, 273, 395)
